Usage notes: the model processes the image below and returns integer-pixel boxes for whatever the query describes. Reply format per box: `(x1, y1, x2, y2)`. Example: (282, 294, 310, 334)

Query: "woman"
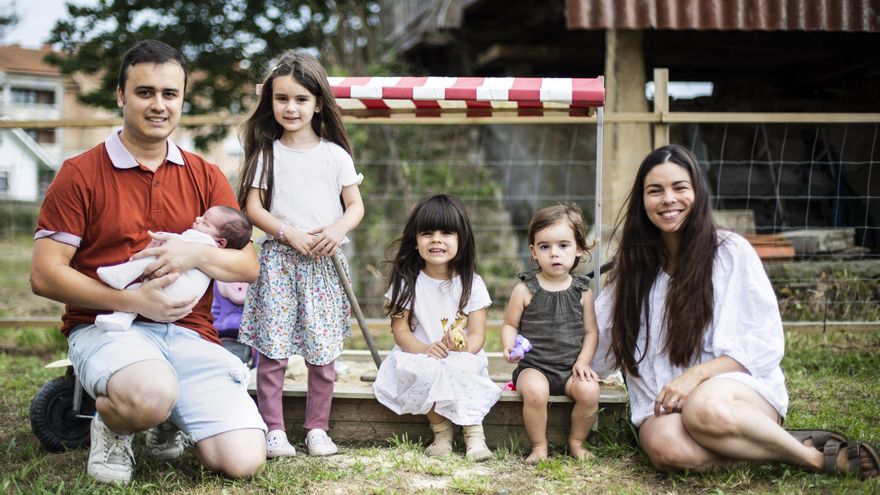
(592, 144, 878, 478)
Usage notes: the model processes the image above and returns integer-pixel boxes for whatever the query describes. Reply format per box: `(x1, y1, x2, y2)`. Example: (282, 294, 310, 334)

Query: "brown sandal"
(822, 440, 880, 480)
(787, 429, 847, 451)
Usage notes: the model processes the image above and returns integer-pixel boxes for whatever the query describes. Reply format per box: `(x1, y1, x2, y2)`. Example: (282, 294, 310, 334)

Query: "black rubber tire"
(220, 338, 253, 366)
(29, 375, 95, 451)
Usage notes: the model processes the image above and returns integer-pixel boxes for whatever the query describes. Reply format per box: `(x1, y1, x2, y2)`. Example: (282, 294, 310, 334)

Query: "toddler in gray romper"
(512, 271, 592, 395)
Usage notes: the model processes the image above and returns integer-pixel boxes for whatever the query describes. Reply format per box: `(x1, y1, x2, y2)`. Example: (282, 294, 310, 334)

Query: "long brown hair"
(385, 194, 477, 329)
(236, 52, 351, 209)
(607, 144, 717, 377)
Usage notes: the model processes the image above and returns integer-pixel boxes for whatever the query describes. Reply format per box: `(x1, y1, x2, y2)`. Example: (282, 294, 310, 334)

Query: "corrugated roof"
(566, 0, 880, 32)
(0, 45, 60, 76)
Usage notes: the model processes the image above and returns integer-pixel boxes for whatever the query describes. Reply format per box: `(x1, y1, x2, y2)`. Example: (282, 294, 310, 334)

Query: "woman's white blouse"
(592, 232, 789, 427)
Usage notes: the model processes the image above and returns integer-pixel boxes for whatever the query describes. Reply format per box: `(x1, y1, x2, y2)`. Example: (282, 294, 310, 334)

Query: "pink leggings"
(256, 352, 335, 432)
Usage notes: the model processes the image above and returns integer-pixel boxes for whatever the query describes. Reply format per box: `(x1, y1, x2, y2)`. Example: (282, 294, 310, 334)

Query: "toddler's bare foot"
(569, 440, 594, 461)
(525, 445, 548, 464)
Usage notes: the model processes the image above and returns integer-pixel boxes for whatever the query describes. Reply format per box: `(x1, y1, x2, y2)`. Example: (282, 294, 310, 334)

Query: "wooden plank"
(2, 111, 879, 130)
(652, 68, 670, 147)
(0, 317, 61, 328)
(276, 393, 626, 449)
(663, 112, 880, 124)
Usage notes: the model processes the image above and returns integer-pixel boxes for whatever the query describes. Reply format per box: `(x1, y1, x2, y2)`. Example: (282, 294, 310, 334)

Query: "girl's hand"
(573, 360, 599, 382)
(285, 227, 316, 256)
(424, 340, 450, 360)
(503, 347, 520, 364)
(307, 224, 346, 257)
(441, 328, 468, 352)
(653, 367, 703, 416)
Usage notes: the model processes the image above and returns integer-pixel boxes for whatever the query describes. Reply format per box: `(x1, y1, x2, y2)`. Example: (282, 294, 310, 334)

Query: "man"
(30, 40, 267, 484)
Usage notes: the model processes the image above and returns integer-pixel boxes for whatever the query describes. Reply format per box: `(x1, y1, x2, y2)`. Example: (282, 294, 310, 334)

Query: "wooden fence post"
(653, 68, 670, 147)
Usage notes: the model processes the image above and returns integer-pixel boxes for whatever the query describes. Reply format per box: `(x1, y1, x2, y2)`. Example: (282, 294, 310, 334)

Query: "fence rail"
(2, 111, 879, 129)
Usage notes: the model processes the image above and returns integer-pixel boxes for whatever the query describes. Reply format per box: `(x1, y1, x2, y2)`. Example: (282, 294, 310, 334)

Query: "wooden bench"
(248, 350, 629, 449)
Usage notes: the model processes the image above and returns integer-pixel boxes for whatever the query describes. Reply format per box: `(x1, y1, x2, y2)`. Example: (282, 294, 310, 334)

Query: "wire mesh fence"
(674, 122, 879, 322)
(4, 120, 878, 323)
(346, 123, 598, 320)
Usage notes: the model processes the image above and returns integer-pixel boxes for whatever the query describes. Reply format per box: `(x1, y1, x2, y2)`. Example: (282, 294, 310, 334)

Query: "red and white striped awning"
(328, 76, 604, 121)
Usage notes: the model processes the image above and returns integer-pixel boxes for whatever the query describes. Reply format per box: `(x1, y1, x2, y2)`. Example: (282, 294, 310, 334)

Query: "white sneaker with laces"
(265, 429, 296, 458)
(305, 429, 338, 456)
(145, 421, 188, 460)
(87, 413, 134, 484)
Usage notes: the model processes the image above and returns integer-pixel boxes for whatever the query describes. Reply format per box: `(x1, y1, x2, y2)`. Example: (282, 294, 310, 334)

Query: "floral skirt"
(238, 241, 351, 365)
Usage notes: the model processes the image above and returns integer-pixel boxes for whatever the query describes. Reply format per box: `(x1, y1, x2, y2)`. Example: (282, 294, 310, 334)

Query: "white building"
(0, 45, 64, 201)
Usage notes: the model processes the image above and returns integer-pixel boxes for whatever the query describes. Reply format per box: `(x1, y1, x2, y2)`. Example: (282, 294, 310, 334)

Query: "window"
(24, 129, 56, 144)
(11, 88, 56, 105)
(0, 171, 8, 193)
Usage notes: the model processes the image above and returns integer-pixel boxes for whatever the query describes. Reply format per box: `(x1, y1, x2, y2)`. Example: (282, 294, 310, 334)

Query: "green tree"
(46, 0, 381, 148)
(0, 1, 19, 41)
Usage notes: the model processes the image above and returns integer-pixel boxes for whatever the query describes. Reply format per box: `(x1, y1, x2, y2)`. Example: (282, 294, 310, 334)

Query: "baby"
(95, 206, 252, 331)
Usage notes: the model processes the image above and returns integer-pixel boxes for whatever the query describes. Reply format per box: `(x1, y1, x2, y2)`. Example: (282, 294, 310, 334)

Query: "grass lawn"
(1, 236, 879, 494)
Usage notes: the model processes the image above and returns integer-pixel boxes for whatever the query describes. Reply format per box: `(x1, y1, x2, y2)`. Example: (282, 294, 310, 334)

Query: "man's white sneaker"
(87, 414, 134, 484)
(305, 429, 338, 456)
(266, 429, 296, 458)
(145, 421, 188, 460)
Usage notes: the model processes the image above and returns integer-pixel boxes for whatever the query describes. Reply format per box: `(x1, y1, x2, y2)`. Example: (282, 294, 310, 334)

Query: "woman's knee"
(641, 433, 704, 471)
(682, 393, 738, 437)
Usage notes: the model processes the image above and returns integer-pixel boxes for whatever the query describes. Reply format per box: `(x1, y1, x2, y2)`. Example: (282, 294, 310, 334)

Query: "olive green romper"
(512, 271, 591, 395)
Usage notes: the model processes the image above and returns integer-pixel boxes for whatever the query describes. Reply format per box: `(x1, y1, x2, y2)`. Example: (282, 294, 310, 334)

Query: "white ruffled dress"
(373, 272, 502, 425)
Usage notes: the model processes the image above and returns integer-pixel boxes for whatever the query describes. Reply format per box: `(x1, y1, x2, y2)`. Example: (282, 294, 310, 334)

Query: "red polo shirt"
(36, 131, 240, 343)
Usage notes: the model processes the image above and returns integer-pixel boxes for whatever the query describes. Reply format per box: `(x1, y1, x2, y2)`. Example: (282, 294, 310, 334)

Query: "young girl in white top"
(373, 194, 501, 462)
(500, 204, 601, 463)
(237, 52, 364, 458)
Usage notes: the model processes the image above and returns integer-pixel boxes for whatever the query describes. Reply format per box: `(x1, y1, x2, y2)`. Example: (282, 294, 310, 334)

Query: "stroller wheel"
(29, 375, 95, 451)
(220, 338, 253, 366)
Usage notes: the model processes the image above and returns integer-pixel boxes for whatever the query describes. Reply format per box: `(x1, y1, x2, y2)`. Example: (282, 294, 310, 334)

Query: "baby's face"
(191, 207, 226, 240)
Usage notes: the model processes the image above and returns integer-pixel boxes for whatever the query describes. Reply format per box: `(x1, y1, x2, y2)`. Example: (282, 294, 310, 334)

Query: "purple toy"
(509, 334, 533, 360)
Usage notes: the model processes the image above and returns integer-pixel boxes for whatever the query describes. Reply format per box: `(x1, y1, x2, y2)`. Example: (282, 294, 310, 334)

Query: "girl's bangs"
(414, 201, 463, 234)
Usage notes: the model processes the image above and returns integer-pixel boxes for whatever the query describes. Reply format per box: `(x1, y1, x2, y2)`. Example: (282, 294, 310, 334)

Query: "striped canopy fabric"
(327, 76, 604, 120)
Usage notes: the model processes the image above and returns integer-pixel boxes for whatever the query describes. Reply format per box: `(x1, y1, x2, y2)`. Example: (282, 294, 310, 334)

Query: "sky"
(4, 0, 97, 48)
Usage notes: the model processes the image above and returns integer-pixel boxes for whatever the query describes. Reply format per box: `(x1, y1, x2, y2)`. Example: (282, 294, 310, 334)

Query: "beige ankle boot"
(462, 424, 492, 462)
(425, 420, 454, 457)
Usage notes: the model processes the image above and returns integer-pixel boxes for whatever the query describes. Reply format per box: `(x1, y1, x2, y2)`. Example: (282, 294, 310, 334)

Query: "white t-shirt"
(387, 272, 492, 347)
(252, 139, 363, 242)
(592, 232, 789, 427)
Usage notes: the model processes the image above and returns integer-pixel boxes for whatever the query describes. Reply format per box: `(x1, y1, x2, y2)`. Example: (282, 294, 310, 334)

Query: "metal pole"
(331, 252, 382, 369)
(594, 103, 605, 293)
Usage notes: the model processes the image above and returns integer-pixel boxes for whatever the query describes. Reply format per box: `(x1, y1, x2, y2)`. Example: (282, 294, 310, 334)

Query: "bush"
(0, 201, 40, 236)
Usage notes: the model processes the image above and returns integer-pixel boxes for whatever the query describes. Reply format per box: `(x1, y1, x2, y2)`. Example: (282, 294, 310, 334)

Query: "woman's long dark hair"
(237, 52, 351, 210)
(385, 194, 477, 329)
(607, 144, 718, 377)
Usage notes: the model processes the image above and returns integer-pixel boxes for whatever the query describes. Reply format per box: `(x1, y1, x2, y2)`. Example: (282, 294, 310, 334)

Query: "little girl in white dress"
(373, 194, 501, 462)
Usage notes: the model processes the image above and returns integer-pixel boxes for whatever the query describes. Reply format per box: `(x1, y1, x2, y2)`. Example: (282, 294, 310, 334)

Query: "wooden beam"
(2, 111, 879, 129)
(653, 68, 670, 147)
(662, 112, 880, 124)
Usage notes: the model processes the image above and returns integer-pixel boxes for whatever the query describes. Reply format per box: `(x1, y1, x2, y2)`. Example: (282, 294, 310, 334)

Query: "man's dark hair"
(118, 39, 188, 92)
(215, 206, 252, 250)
